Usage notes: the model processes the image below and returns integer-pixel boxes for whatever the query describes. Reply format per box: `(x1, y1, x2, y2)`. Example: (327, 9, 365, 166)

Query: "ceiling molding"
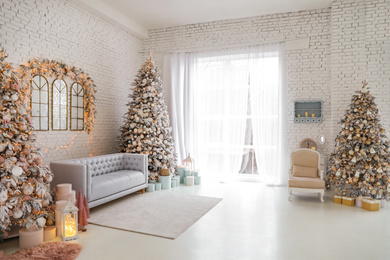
(69, 0, 148, 39)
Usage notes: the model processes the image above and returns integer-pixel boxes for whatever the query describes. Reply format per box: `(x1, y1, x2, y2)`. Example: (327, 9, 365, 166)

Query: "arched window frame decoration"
(19, 59, 96, 134)
(52, 79, 68, 131)
(30, 75, 49, 131)
(70, 82, 85, 131)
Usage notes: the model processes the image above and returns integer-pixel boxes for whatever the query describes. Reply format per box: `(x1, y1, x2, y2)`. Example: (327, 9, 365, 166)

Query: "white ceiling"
(70, 0, 333, 38)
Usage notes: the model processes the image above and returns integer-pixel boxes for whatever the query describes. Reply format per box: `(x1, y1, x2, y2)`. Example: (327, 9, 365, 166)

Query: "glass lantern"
(183, 153, 194, 170)
(61, 198, 79, 241)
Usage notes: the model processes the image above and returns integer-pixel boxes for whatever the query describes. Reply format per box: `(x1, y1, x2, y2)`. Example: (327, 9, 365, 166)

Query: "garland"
(19, 59, 96, 134)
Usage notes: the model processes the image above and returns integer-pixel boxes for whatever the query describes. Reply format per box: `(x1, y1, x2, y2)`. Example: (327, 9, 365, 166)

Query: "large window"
(192, 49, 282, 181)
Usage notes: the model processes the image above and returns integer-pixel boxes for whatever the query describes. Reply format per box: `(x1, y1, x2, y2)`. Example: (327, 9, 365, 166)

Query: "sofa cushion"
(292, 165, 318, 178)
(90, 170, 145, 202)
(288, 176, 325, 189)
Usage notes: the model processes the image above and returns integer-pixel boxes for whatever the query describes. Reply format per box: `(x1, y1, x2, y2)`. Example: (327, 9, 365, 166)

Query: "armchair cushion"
(292, 165, 318, 178)
(289, 176, 325, 189)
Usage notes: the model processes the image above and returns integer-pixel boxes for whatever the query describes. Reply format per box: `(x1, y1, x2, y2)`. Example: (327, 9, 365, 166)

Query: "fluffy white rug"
(88, 191, 222, 239)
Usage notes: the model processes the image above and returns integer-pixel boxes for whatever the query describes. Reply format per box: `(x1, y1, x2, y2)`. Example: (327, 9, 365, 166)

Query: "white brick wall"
(330, 0, 390, 151)
(2, 0, 389, 165)
(143, 0, 390, 159)
(143, 8, 333, 156)
(0, 0, 143, 164)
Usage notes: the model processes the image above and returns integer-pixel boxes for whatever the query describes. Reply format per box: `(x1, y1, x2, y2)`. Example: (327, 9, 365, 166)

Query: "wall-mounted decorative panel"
(294, 101, 322, 123)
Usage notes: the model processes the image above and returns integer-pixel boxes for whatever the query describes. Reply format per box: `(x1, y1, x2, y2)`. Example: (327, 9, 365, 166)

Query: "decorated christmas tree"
(0, 49, 54, 239)
(119, 55, 176, 180)
(327, 82, 390, 199)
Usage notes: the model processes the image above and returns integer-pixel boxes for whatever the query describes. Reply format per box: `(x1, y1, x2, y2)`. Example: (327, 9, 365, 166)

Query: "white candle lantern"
(61, 198, 79, 241)
(183, 153, 194, 170)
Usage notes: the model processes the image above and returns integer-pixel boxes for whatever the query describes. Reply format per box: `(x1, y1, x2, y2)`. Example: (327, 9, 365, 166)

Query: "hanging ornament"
(354, 170, 360, 178)
(12, 165, 23, 177)
(13, 208, 23, 219)
(19, 123, 27, 131)
(0, 190, 7, 202)
(3, 113, 11, 121)
(37, 217, 46, 227)
(23, 183, 34, 195)
(370, 147, 376, 154)
(11, 93, 18, 101)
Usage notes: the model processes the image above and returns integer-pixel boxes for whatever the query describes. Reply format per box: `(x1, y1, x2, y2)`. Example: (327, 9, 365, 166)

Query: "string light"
(37, 131, 83, 152)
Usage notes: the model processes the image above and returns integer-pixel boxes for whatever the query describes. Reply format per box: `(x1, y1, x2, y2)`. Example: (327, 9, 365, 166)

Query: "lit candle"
(297, 114, 301, 118)
(311, 114, 315, 117)
(305, 112, 308, 117)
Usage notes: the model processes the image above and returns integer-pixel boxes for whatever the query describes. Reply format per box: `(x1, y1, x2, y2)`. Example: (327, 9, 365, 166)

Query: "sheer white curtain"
(249, 44, 287, 185)
(192, 51, 250, 180)
(163, 53, 194, 164)
(166, 44, 287, 185)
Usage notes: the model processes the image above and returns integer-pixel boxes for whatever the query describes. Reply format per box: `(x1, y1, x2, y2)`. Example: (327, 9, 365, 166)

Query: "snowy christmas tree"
(327, 82, 390, 199)
(119, 55, 176, 180)
(0, 49, 54, 239)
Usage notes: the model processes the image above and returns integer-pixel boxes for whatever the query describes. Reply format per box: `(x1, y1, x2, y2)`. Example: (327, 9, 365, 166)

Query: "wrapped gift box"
(333, 195, 342, 204)
(160, 168, 170, 176)
(342, 196, 355, 206)
(362, 199, 380, 211)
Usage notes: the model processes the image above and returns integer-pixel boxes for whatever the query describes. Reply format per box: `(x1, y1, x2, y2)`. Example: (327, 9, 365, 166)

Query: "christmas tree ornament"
(23, 183, 34, 195)
(10, 93, 18, 101)
(12, 165, 23, 177)
(37, 217, 46, 227)
(0, 190, 7, 202)
(13, 208, 23, 219)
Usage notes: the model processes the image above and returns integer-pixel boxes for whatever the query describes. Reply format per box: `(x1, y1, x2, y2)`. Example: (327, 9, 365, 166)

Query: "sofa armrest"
(123, 154, 148, 183)
(50, 162, 89, 200)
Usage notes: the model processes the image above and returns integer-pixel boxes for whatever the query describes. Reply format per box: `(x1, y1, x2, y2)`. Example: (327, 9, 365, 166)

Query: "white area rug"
(88, 191, 222, 239)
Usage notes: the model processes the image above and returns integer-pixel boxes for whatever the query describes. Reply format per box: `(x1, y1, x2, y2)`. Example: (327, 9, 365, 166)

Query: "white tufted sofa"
(50, 153, 148, 208)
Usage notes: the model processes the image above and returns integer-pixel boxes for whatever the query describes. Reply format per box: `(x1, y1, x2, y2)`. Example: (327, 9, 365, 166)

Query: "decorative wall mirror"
(52, 79, 68, 130)
(31, 75, 49, 130)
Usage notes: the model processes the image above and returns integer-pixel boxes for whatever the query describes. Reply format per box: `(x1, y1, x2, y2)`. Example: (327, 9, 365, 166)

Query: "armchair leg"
(288, 189, 292, 201)
(320, 190, 324, 203)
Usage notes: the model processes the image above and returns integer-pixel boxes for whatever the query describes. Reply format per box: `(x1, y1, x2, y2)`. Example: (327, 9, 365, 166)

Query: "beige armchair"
(288, 149, 325, 202)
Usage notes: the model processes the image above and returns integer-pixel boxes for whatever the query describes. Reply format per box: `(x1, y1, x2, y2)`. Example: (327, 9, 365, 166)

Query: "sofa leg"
(141, 188, 146, 194)
(288, 189, 292, 201)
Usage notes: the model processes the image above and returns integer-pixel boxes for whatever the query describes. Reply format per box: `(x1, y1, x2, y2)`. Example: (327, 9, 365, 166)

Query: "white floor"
(1, 181, 390, 260)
